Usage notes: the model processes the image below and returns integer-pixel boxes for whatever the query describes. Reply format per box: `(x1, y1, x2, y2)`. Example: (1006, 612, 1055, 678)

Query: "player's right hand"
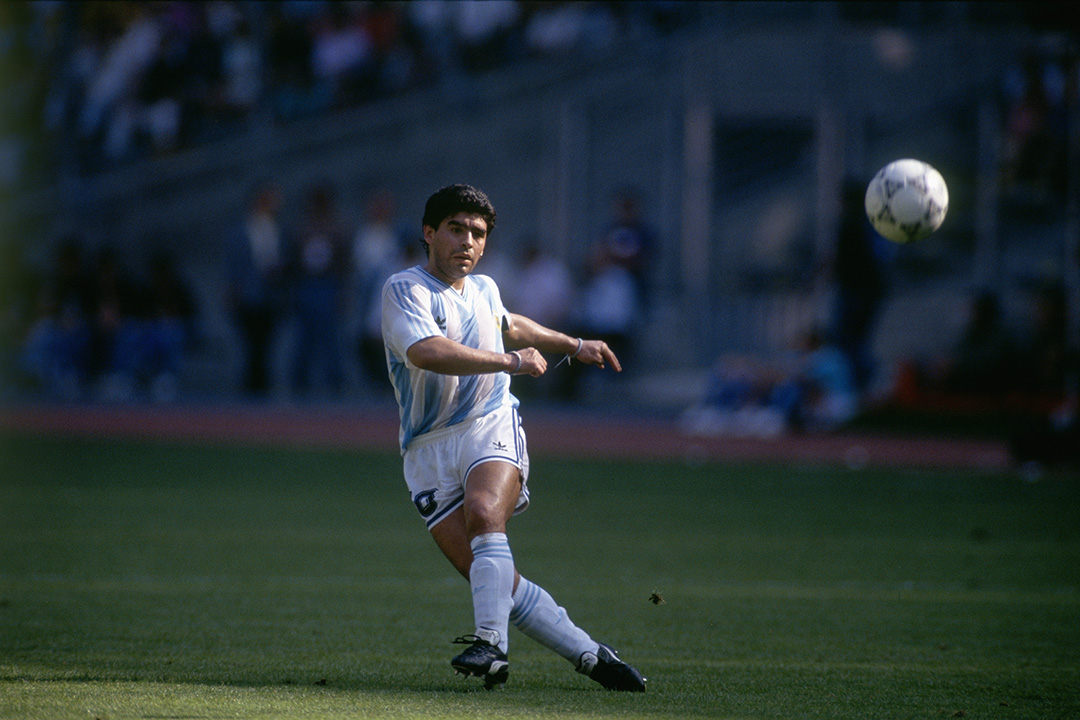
(517, 347, 547, 377)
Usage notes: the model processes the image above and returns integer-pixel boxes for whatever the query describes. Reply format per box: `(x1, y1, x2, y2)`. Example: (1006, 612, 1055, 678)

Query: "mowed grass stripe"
(2, 573, 1077, 606)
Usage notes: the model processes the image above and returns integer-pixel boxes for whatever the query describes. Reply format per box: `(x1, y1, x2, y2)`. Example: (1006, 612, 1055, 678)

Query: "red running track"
(0, 403, 1013, 472)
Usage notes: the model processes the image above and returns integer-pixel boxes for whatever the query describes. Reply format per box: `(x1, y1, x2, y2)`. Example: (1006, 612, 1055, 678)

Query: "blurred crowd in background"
(3, 178, 662, 407)
(2, 0, 693, 185)
(999, 41, 1079, 205)
(1, 2, 1078, 453)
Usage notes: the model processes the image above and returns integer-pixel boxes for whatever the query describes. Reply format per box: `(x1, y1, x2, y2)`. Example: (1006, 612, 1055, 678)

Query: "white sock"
(510, 576, 599, 669)
(469, 532, 515, 654)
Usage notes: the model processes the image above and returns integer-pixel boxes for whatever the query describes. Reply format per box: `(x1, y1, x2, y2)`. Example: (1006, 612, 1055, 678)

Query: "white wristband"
(507, 351, 522, 375)
(553, 338, 585, 370)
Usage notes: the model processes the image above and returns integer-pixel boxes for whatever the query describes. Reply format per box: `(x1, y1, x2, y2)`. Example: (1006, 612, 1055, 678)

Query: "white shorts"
(403, 405, 530, 529)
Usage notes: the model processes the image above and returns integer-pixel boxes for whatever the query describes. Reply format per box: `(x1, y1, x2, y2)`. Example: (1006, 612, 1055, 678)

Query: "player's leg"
(430, 511, 594, 664)
(430, 486, 644, 690)
(427, 506, 474, 580)
(509, 576, 595, 663)
(428, 466, 522, 587)
(432, 509, 596, 661)
(422, 408, 644, 691)
(460, 460, 521, 653)
(428, 460, 520, 687)
(509, 576, 646, 690)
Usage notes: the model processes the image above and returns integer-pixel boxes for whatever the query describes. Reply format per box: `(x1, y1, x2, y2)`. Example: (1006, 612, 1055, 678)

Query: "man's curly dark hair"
(422, 184, 497, 235)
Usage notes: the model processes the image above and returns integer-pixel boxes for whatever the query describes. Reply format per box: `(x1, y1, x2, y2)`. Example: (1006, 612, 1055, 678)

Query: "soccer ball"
(864, 159, 948, 243)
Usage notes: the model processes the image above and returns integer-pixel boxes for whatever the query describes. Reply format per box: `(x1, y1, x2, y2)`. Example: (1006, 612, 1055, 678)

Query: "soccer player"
(381, 184, 646, 691)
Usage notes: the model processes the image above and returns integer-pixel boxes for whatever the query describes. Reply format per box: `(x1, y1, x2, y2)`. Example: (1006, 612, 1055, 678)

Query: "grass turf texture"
(1, 433, 1078, 719)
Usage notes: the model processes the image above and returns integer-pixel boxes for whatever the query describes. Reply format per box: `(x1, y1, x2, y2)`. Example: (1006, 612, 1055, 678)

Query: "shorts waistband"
(404, 416, 480, 450)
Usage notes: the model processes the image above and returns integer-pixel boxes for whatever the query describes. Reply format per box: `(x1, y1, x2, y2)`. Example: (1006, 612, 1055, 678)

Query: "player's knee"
(462, 495, 510, 538)
(464, 511, 507, 539)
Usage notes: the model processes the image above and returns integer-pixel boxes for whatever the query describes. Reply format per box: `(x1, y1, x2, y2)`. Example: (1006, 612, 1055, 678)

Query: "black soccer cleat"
(577, 642, 647, 691)
(451, 635, 509, 689)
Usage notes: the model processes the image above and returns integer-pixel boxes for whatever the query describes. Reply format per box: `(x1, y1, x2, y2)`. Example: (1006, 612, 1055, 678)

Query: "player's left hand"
(577, 340, 622, 372)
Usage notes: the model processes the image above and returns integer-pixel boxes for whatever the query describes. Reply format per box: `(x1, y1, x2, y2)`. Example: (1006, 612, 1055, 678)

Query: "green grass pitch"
(1, 432, 1078, 719)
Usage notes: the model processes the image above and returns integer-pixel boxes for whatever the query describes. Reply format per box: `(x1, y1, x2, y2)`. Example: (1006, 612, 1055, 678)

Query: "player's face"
(423, 212, 488, 289)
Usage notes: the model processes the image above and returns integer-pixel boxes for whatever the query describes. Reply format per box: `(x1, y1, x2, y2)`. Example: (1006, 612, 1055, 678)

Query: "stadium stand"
(1, 2, 1075, 438)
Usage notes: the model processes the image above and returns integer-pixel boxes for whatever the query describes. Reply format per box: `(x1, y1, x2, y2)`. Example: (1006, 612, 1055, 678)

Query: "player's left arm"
(504, 313, 622, 371)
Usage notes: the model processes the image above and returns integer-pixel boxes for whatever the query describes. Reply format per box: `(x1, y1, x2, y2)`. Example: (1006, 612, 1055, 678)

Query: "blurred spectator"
(266, 4, 328, 119)
(19, 238, 92, 398)
(364, 1, 417, 95)
(778, 328, 859, 432)
(136, 249, 198, 402)
(311, 4, 372, 104)
(914, 290, 1018, 396)
(1009, 247, 1080, 469)
(0, 1, 52, 191)
(1, 241, 35, 390)
(77, 4, 161, 154)
(944, 290, 1017, 394)
(577, 253, 639, 360)
(682, 353, 787, 438)
(453, 0, 522, 74)
(591, 186, 657, 304)
(683, 328, 857, 437)
(523, 1, 616, 57)
(565, 249, 640, 398)
(1010, 286, 1079, 469)
(1001, 46, 1073, 200)
(289, 180, 348, 398)
(225, 180, 288, 398)
(351, 188, 410, 390)
(561, 187, 657, 399)
(829, 181, 889, 396)
(513, 241, 574, 330)
(508, 240, 575, 400)
(112, 26, 185, 158)
(17, 238, 198, 402)
(84, 246, 147, 400)
(1016, 282, 1070, 398)
(562, 185, 657, 396)
(406, 0, 461, 81)
(218, 12, 262, 120)
(1001, 50, 1057, 197)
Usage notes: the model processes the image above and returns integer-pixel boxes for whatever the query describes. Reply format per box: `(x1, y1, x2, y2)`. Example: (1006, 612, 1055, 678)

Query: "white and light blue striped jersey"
(382, 265, 518, 452)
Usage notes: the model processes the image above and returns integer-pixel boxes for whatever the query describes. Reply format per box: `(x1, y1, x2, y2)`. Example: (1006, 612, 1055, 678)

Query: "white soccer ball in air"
(864, 158, 948, 243)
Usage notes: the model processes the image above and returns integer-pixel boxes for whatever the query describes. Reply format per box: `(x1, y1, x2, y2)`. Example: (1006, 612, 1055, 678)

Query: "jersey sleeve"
(382, 275, 442, 363)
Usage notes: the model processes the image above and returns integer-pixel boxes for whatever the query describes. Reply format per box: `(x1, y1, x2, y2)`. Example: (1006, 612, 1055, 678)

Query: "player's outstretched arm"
(505, 314, 621, 372)
(407, 335, 546, 376)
